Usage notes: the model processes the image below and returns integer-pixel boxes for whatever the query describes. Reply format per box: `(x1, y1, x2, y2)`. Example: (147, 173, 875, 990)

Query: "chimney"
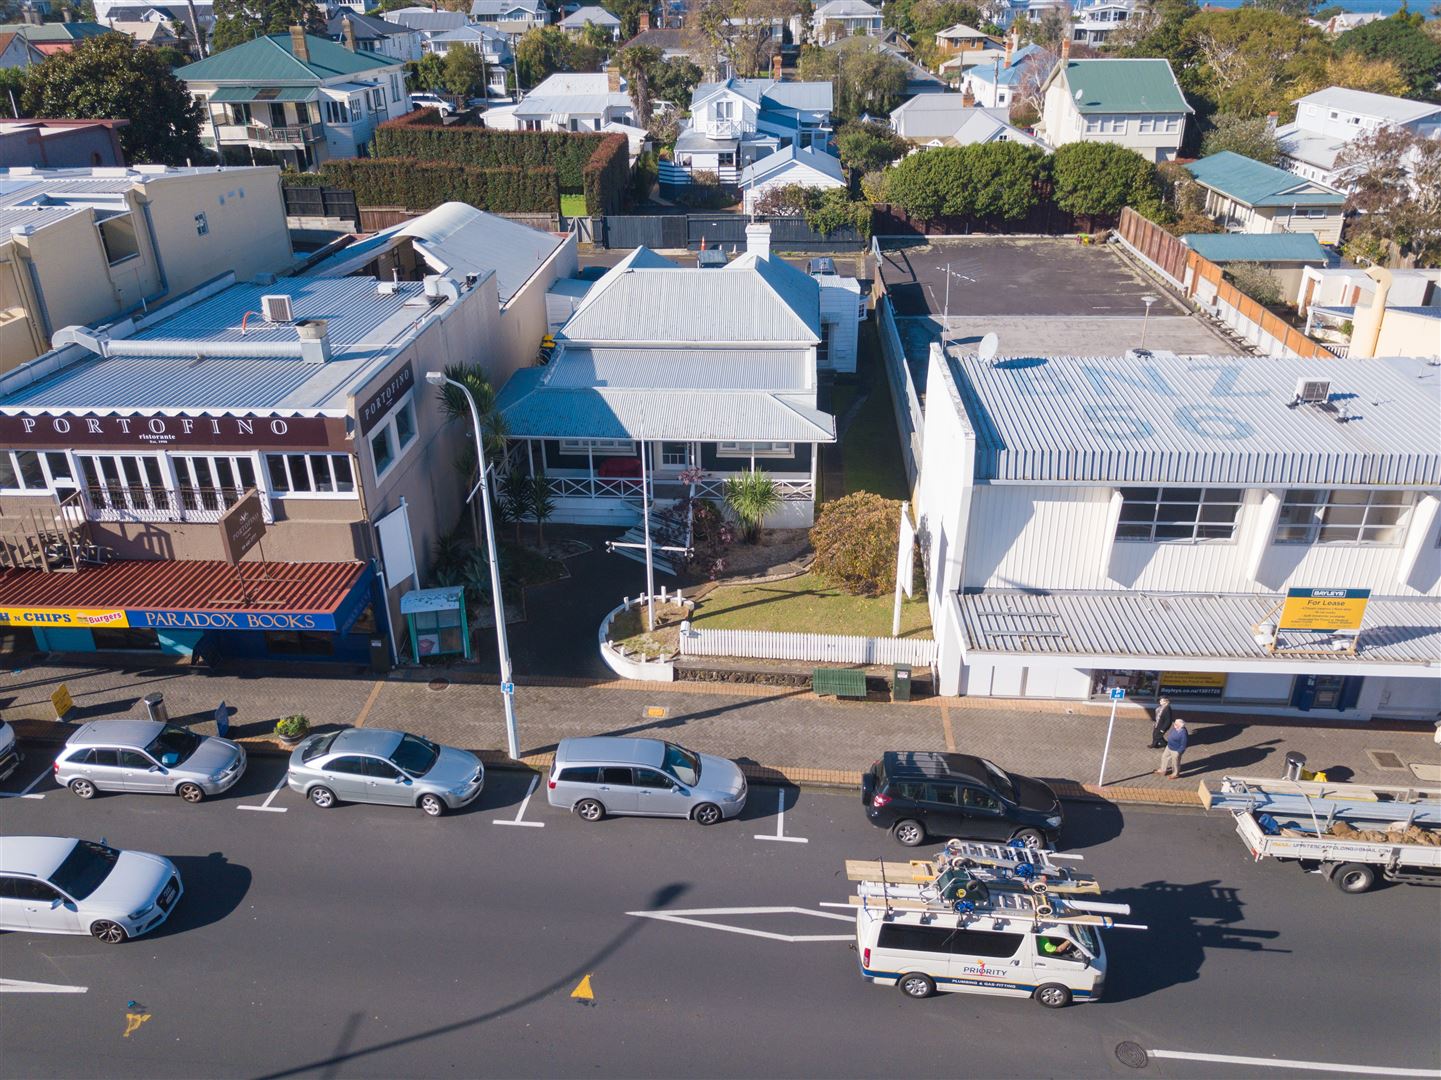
(745, 221, 771, 260)
(772, 52, 782, 80)
(296, 320, 332, 364)
(342, 13, 358, 50)
(1004, 29, 1014, 67)
(606, 65, 621, 92)
(962, 85, 974, 108)
(1060, 37, 1070, 62)
(290, 25, 310, 62)
(641, 10, 650, 29)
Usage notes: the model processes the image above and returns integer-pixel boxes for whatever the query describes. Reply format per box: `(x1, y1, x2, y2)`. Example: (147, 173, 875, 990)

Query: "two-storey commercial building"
(915, 347, 1439, 721)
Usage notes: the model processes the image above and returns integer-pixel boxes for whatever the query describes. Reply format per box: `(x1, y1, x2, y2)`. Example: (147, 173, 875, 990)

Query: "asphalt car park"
(3, 741, 1439, 1080)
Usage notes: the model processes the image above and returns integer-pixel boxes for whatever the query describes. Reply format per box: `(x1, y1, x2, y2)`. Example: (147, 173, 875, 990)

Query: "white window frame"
(660, 442, 691, 467)
(265, 452, 357, 499)
(76, 452, 172, 518)
(717, 441, 793, 458)
(1115, 486, 1244, 543)
(0, 449, 61, 493)
(368, 392, 419, 482)
(171, 453, 263, 517)
(559, 438, 636, 455)
(1275, 488, 1413, 546)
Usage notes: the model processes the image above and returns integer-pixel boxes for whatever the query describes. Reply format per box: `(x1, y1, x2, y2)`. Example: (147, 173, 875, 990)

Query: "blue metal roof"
(1186, 151, 1345, 208)
(1182, 232, 1330, 264)
(949, 354, 1441, 486)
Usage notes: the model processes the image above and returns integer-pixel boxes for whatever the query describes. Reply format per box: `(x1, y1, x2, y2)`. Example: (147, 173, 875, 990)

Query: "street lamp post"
(425, 370, 520, 761)
(1139, 293, 1160, 351)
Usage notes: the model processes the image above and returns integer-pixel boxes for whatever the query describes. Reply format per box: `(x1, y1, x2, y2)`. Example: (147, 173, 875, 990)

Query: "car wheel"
(1034, 983, 1071, 1009)
(898, 973, 935, 999)
(309, 785, 336, 809)
(1333, 862, 1375, 894)
(419, 793, 446, 817)
(69, 778, 96, 800)
(1012, 828, 1046, 849)
(693, 802, 723, 826)
(575, 798, 605, 822)
(177, 782, 205, 804)
(892, 819, 926, 847)
(90, 920, 127, 945)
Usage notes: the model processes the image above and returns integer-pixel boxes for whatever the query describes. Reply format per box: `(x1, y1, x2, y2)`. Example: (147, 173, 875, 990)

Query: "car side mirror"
(677, 788, 690, 797)
(150, 765, 164, 773)
(399, 777, 411, 784)
(51, 897, 64, 909)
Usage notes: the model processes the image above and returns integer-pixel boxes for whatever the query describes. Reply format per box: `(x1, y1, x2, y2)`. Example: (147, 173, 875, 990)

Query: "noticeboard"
(1278, 588, 1370, 633)
(52, 683, 73, 719)
(1159, 671, 1227, 698)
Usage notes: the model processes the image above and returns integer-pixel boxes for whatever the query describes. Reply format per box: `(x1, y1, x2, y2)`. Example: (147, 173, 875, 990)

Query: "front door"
(19, 880, 81, 933)
(595, 766, 639, 813)
(634, 768, 691, 817)
(1291, 675, 1363, 712)
(959, 784, 1012, 840)
(119, 749, 168, 793)
(363, 757, 412, 805)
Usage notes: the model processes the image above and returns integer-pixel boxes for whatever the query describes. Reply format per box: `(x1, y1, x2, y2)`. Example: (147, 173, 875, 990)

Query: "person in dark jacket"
(1150, 697, 1173, 748)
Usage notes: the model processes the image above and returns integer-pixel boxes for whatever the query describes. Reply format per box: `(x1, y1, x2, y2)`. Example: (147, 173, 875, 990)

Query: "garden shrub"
(810, 491, 902, 596)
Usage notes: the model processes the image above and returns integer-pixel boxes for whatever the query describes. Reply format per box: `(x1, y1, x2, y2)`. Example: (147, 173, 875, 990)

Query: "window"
(368, 395, 417, 480)
(661, 442, 690, 467)
(173, 454, 258, 514)
(635, 768, 674, 789)
(717, 442, 793, 458)
(599, 766, 634, 785)
(877, 924, 954, 955)
(194, 211, 209, 236)
(117, 750, 153, 769)
(950, 928, 1024, 958)
(0, 450, 49, 492)
(390, 73, 402, 102)
(325, 98, 350, 124)
(82, 748, 120, 767)
(326, 756, 369, 775)
(91, 627, 161, 651)
(98, 213, 140, 266)
(370, 88, 384, 110)
(817, 321, 832, 366)
(1116, 487, 1243, 542)
(1276, 489, 1411, 545)
(559, 766, 600, 783)
(265, 453, 355, 496)
(1138, 115, 1156, 133)
(715, 99, 733, 120)
(961, 786, 1002, 812)
(79, 454, 170, 515)
(264, 630, 335, 656)
(890, 780, 926, 802)
(365, 758, 403, 780)
(9, 878, 62, 903)
(1301, 207, 1327, 218)
(927, 782, 960, 806)
(559, 439, 636, 455)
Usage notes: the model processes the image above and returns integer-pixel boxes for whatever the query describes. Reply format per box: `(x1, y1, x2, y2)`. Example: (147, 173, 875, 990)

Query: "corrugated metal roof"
(560, 6, 621, 25)
(207, 85, 317, 102)
(1294, 87, 1441, 126)
(1186, 151, 1345, 208)
(1182, 232, 1329, 264)
(739, 143, 845, 185)
(959, 589, 1440, 669)
(386, 8, 468, 31)
(0, 204, 85, 232)
(176, 33, 397, 84)
(514, 92, 629, 117)
(543, 347, 810, 390)
(691, 78, 833, 114)
(0, 559, 366, 614)
(1059, 58, 1192, 115)
(949, 353, 1441, 486)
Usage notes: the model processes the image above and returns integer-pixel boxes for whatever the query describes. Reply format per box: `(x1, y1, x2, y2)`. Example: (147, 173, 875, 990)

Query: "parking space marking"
(1148, 1049, 1440, 1077)
(0, 766, 50, 800)
(755, 789, 807, 843)
(0, 978, 88, 994)
(493, 774, 545, 828)
(238, 772, 288, 813)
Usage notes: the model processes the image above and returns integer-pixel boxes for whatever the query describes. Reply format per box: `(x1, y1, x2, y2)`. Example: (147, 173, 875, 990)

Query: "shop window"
(0, 450, 50, 493)
(717, 442, 793, 458)
(1116, 486, 1243, 542)
(98, 213, 141, 266)
(265, 453, 356, 497)
(91, 627, 161, 651)
(264, 630, 335, 656)
(1276, 489, 1411, 545)
(78, 453, 170, 514)
(173, 455, 258, 513)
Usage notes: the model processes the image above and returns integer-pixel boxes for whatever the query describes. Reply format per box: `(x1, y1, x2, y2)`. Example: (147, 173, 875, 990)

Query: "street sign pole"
(1097, 688, 1124, 787)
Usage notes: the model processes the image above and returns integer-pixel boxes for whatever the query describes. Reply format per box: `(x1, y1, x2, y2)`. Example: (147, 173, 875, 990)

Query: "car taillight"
(863, 948, 871, 967)
(547, 779, 556, 789)
(871, 792, 890, 809)
(52, 761, 59, 773)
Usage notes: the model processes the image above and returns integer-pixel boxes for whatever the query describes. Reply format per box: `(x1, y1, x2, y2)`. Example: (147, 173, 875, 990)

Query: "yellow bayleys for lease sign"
(1278, 588, 1370, 633)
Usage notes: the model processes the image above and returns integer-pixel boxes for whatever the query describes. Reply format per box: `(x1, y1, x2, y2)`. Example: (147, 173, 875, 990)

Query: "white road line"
(0, 978, 88, 994)
(0, 767, 50, 799)
(628, 906, 853, 943)
(493, 774, 545, 828)
(755, 789, 807, 843)
(1149, 1050, 1441, 1077)
(238, 772, 288, 813)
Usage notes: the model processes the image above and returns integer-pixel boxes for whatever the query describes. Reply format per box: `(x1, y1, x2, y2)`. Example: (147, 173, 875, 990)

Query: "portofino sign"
(0, 412, 348, 450)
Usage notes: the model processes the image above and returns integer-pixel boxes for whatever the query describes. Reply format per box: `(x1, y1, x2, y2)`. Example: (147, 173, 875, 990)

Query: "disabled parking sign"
(1109, 688, 1126, 701)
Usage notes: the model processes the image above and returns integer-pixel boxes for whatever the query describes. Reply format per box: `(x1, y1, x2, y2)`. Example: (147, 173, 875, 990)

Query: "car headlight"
(127, 904, 155, 921)
(1045, 815, 1062, 828)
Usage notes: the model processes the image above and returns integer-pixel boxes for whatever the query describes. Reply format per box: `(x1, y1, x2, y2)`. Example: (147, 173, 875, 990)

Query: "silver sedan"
(286, 729, 483, 817)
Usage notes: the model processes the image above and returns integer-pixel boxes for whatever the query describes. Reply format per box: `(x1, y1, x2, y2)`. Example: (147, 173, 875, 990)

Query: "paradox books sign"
(0, 413, 348, 451)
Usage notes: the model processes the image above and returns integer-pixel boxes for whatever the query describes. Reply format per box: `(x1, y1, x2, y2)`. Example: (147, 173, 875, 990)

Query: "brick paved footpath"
(3, 657, 1437, 807)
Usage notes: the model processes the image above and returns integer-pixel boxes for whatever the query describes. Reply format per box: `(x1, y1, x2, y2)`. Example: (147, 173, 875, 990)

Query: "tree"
(1225, 262, 1283, 307)
(834, 119, 908, 176)
(609, 0, 652, 39)
(820, 38, 910, 121)
(616, 43, 661, 126)
(723, 470, 781, 542)
(651, 56, 703, 110)
(804, 187, 871, 236)
(1335, 14, 1441, 100)
(753, 182, 813, 216)
(528, 474, 555, 546)
(1321, 51, 1409, 98)
(810, 491, 902, 596)
(967, 140, 1048, 221)
(692, 0, 800, 77)
(441, 44, 487, 100)
(1198, 113, 1281, 165)
(1, 67, 26, 119)
(1050, 142, 1162, 222)
(1179, 9, 1328, 120)
(1336, 127, 1441, 266)
(1106, 0, 1199, 68)
(1247, 0, 1315, 17)
(884, 144, 971, 219)
(514, 26, 603, 87)
(211, 0, 324, 53)
(1157, 159, 1221, 235)
(407, 53, 446, 94)
(883, 142, 1047, 223)
(1027, 7, 1070, 50)
(22, 35, 204, 164)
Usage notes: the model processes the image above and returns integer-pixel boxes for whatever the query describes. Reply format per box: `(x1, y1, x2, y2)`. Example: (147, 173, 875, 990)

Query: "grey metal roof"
(949, 353, 1441, 486)
(958, 590, 1441, 669)
(385, 7, 467, 31)
(0, 204, 85, 233)
(497, 368, 834, 441)
(739, 143, 845, 185)
(544, 347, 811, 390)
(691, 78, 833, 114)
(675, 127, 737, 152)
(1294, 87, 1441, 126)
(514, 92, 629, 118)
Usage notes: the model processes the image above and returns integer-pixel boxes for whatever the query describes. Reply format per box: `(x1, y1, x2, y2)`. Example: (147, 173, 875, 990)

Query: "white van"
(855, 899, 1106, 1008)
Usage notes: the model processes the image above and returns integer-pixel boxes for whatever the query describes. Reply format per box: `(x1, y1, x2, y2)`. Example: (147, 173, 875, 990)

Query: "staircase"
(0, 492, 104, 573)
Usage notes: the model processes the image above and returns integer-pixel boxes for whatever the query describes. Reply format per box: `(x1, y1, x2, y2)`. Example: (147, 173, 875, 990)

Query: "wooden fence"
(680, 627, 937, 666)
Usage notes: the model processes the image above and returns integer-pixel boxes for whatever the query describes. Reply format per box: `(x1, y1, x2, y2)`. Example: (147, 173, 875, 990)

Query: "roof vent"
(261, 294, 293, 323)
(1294, 376, 1331, 404)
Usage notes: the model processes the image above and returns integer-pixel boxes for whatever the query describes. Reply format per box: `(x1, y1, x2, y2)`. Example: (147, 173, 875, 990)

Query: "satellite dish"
(978, 332, 1000, 364)
(1074, 87, 1084, 102)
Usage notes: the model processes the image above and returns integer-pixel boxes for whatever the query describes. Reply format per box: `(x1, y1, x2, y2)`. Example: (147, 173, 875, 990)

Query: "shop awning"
(0, 560, 373, 634)
(208, 86, 318, 103)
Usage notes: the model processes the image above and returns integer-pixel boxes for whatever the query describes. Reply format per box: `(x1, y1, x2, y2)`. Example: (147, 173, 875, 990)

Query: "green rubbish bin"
(892, 665, 912, 703)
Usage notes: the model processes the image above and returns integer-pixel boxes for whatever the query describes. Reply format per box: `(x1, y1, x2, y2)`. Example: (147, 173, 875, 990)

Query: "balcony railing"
(245, 122, 323, 147)
(85, 485, 273, 524)
(702, 118, 742, 139)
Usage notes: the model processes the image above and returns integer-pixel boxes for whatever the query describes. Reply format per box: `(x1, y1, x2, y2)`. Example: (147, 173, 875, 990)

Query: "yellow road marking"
(941, 701, 956, 752)
(570, 974, 595, 1003)
(123, 1013, 151, 1038)
(353, 679, 386, 728)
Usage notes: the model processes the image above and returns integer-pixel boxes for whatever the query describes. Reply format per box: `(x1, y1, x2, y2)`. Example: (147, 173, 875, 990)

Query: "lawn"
(839, 318, 910, 501)
(560, 194, 587, 218)
(692, 571, 932, 639)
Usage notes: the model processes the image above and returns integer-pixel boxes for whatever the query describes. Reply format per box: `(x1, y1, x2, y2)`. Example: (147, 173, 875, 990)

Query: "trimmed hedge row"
(583, 134, 628, 218)
(309, 158, 559, 214)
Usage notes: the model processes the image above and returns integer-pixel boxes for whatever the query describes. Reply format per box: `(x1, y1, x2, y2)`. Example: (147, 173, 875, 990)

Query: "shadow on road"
(1058, 800, 1124, 852)
(150, 852, 251, 939)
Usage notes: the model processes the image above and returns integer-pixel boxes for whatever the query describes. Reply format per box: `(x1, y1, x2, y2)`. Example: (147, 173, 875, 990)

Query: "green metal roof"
(1060, 59, 1192, 115)
(1186, 151, 1345, 208)
(176, 33, 397, 84)
(1182, 232, 1329, 264)
(0, 21, 112, 40)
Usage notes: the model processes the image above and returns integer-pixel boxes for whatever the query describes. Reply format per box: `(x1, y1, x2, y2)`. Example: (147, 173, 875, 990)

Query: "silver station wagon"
(55, 720, 246, 803)
(546, 737, 748, 825)
(287, 728, 484, 817)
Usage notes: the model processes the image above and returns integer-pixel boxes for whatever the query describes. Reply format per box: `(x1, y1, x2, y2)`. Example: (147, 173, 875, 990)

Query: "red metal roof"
(0, 560, 366, 614)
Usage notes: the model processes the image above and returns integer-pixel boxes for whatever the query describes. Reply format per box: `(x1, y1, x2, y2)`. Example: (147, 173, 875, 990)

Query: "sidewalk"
(3, 657, 1437, 806)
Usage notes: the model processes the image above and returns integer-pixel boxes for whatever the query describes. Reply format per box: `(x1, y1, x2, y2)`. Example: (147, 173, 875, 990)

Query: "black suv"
(862, 751, 1063, 848)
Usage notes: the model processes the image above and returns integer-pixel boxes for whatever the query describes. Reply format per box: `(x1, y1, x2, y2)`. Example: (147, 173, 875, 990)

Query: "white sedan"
(0, 836, 182, 944)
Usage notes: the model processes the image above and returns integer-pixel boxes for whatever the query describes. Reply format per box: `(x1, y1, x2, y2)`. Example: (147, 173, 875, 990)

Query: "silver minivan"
(546, 737, 747, 825)
(55, 720, 246, 803)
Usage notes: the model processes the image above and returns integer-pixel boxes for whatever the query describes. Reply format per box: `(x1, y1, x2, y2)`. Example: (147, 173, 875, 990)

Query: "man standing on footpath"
(1150, 696, 1173, 748)
(1156, 718, 1188, 779)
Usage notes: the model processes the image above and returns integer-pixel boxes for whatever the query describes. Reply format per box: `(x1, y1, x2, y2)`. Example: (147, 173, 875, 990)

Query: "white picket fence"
(681, 628, 936, 666)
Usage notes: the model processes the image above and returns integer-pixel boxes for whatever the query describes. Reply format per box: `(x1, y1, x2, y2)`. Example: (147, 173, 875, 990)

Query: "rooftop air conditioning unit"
(261, 294, 293, 323)
(1295, 377, 1331, 404)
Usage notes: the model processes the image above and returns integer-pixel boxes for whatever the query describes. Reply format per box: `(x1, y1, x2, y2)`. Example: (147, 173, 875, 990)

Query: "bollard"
(1283, 751, 1307, 781)
(142, 693, 168, 725)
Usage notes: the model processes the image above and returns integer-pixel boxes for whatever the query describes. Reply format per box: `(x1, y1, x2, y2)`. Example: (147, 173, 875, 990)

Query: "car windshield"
(145, 726, 202, 768)
(1072, 925, 1098, 957)
(49, 840, 120, 901)
(390, 733, 440, 777)
(662, 742, 701, 786)
(302, 731, 340, 762)
(980, 758, 1015, 800)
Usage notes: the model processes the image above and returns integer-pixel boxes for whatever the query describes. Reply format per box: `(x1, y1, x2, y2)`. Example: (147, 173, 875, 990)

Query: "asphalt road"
(2, 747, 1439, 1080)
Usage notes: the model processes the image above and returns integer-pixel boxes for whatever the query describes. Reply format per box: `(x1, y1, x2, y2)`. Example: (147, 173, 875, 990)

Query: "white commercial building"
(915, 347, 1440, 721)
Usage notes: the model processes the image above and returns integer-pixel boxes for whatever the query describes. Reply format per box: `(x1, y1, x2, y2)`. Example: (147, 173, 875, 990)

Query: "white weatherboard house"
(812, 0, 881, 42)
(483, 72, 632, 132)
(496, 226, 859, 527)
(739, 143, 845, 213)
(1036, 57, 1192, 162)
(915, 348, 1441, 720)
(1278, 87, 1441, 191)
(675, 78, 834, 182)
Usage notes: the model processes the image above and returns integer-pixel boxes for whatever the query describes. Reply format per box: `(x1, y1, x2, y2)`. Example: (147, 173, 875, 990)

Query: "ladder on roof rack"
(850, 880, 1145, 930)
(846, 840, 1100, 897)
(1199, 776, 1441, 828)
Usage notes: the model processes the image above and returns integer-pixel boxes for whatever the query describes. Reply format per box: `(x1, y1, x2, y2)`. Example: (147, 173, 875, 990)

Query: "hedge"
(309, 158, 559, 214)
(372, 110, 628, 215)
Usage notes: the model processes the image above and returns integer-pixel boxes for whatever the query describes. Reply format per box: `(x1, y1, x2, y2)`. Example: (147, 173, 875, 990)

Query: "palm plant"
(723, 469, 781, 544)
(529, 473, 556, 547)
(500, 468, 531, 544)
(435, 363, 508, 544)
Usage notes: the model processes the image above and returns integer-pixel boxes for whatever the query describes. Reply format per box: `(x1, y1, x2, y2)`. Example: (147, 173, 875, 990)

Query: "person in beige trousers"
(1156, 718, 1188, 779)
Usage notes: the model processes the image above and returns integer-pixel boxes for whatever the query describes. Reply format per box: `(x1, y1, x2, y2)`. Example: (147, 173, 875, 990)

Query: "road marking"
(570, 974, 595, 1004)
(0, 978, 88, 994)
(353, 678, 386, 728)
(1149, 1050, 1441, 1077)
(755, 789, 806, 843)
(123, 1013, 151, 1038)
(0, 765, 52, 799)
(628, 906, 852, 943)
(941, 700, 956, 752)
(493, 774, 544, 828)
(238, 772, 288, 813)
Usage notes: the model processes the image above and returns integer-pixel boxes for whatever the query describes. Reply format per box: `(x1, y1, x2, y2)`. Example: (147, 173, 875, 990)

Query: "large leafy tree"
(805, 38, 909, 122)
(652, 55, 702, 109)
(1336, 128, 1441, 266)
(211, 0, 325, 53)
(1198, 112, 1281, 165)
(967, 140, 1048, 221)
(441, 44, 487, 100)
(1335, 14, 1441, 100)
(884, 142, 1048, 222)
(834, 119, 908, 176)
(691, 0, 800, 77)
(514, 26, 603, 88)
(1179, 8, 1328, 120)
(406, 53, 446, 94)
(1050, 142, 1162, 223)
(22, 34, 204, 164)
